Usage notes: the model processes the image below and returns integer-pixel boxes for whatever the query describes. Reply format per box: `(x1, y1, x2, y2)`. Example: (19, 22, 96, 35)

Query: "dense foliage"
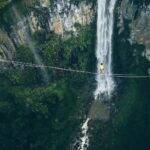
(0, 3, 96, 148)
(0, 0, 9, 9)
(0, 0, 150, 150)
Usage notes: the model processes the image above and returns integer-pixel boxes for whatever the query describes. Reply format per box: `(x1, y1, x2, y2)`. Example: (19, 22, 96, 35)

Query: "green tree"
(0, 0, 9, 9)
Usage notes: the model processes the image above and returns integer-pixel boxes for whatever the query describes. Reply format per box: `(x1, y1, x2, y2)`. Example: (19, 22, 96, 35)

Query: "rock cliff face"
(131, 8, 150, 61)
(0, 29, 15, 59)
(117, 0, 150, 61)
(0, 0, 94, 60)
(0, 0, 149, 73)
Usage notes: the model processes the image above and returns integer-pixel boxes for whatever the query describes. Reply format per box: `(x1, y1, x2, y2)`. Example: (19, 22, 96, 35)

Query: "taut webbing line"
(0, 59, 150, 79)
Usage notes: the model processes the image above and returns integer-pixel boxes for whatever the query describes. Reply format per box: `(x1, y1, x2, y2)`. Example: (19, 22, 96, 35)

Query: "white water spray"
(94, 0, 116, 99)
(78, 118, 90, 150)
(78, 0, 116, 149)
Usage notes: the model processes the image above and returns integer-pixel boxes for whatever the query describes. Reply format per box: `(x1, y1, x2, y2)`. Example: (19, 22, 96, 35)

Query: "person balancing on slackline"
(99, 63, 104, 73)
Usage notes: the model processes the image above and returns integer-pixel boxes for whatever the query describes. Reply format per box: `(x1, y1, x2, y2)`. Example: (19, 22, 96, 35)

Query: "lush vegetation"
(0, 0, 9, 9)
(0, 1, 96, 148)
(0, 0, 150, 150)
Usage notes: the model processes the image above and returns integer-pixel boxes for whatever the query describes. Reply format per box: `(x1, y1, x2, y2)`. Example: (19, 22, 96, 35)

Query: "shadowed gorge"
(0, 0, 150, 150)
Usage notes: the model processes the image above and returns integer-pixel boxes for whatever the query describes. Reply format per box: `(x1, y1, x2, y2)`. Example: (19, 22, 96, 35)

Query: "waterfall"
(94, 0, 116, 99)
(78, 0, 116, 149)
(78, 118, 90, 150)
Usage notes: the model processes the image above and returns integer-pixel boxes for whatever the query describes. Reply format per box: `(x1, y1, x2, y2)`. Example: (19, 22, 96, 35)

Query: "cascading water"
(94, 0, 116, 99)
(78, 0, 116, 149)
(78, 118, 90, 150)
(12, 6, 49, 83)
